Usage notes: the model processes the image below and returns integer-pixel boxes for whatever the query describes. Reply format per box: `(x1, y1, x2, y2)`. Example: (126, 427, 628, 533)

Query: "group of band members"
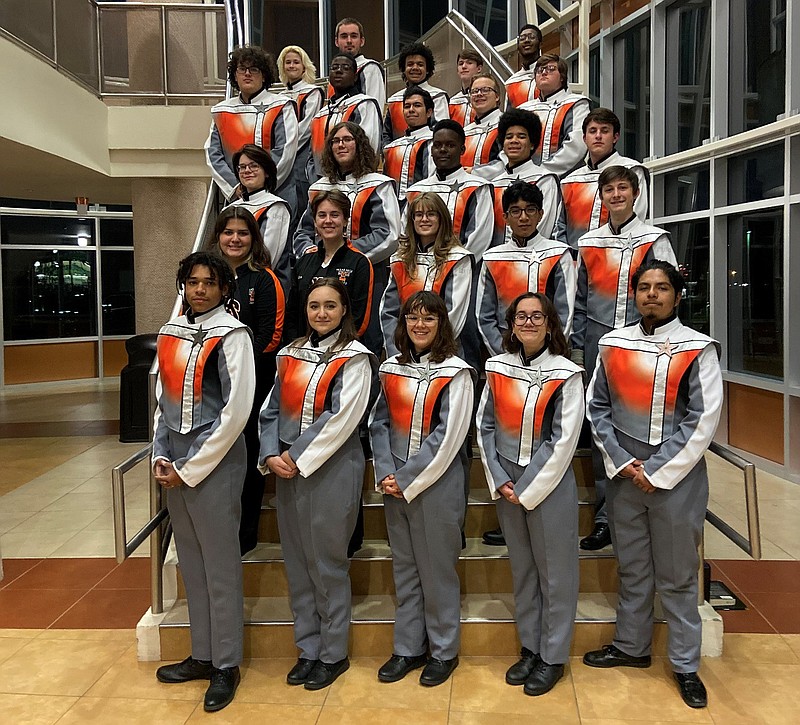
(152, 17, 722, 714)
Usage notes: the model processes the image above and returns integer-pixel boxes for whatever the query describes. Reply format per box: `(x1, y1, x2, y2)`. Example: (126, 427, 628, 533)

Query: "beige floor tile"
(37, 629, 136, 643)
(703, 658, 800, 724)
(702, 521, 792, 561)
(0, 511, 34, 535)
(48, 529, 118, 558)
(187, 702, 321, 723)
(0, 490, 73, 513)
(42, 492, 115, 513)
(233, 659, 329, 706)
(323, 657, 451, 711)
(449, 657, 579, 720)
(86, 644, 208, 701)
(317, 706, 448, 725)
(570, 657, 712, 723)
(0, 693, 78, 724)
(0, 637, 130, 696)
(10, 509, 105, 533)
(449, 714, 564, 725)
(0, 529, 77, 558)
(0, 637, 31, 665)
(579, 721, 708, 725)
(782, 635, 800, 659)
(719, 633, 799, 665)
(57, 697, 199, 724)
(0, 629, 42, 639)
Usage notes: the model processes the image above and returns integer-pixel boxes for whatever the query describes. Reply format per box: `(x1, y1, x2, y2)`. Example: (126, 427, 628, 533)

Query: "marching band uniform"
(369, 352, 475, 663)
(281, 80, 325, 212)
(206, 88, 299, 201)
(383, 82, 449, 146)
(380, 246, 474, 356)
(476, 232, 575, 355)
(504, 67, 539, 109)
(258, 331, 376, 665)
(477, 348, 583, 668)
(587, 315, 723, 672)
(449, 90, 474, 127)
(153, 303, 256, 670)
(224, 190, 292, 295)
(461, 108, 502, 169)
(556, 151, 650, 252)
(326, 54, 387, 109)
(519, 89, 590, 178)
(383, 126, 434, 197)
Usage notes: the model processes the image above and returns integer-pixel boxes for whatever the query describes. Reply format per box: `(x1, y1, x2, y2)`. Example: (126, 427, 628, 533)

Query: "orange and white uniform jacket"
(477, 349, 584, 510)
(281, 80, 325, 154)
(588, 316, 723, 490)
(477, 232, 576, 355)
(461, 108, 502, 169)
(383, 81, 449, 146)
(325, 55, 386, 108)
(369, 353, 474, 502)
(380, 245, 474, 355)
(206, 88, 300, 198)
(449, 90, 474, 127)
(153, 304, 255, 487)
(519, 88, 590, 177)
(556, 151, 649, 252)
(504, 67, 539, 109)
(382, 125, 434, 197)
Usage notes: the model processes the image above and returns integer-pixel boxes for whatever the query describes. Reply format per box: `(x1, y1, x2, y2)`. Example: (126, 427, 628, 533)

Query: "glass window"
(665, 0, 711, 154)
(663, 220, 710, 335)
(0, 0, 54, 58)
(101, 251, 135, 335)
(460, 0, 507, 47)
(2, 249, 97, 341)
(728, 0, 786, 136)
(727, 209, 783, 379)
(1, 217, 95, 247)
(662, 163, 710, 216)
(588, 47, 600, 108)
(727, 143, 784, 205)
(99, 219, 134, 247)
(614, 21, 650, 160)
(396, 0, 448, 49)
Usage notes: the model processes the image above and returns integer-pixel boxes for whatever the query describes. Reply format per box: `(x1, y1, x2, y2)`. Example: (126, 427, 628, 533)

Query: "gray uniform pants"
(607, 433, 708, 672)
(166, 431, 246, 669)
(276, 433, 363, 663)
(496, 459, 579, 665)
(384, 456, 466, 660)
(585, 318, 612, 525)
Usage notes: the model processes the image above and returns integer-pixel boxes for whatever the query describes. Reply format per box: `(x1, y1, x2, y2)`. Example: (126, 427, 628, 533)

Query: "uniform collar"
(588, 149, 618, 170)
(474, 108, 501, 124)
(511, 230, 541, 248)
(410, 347, 432, 364)
(436, 166, 463, 181)
(186, 301, 225, 324)
(520, 345, 548, 367)
(609, 213, 637, 235)
(639, 313, 681, 337)
(310, 327, 342, 348)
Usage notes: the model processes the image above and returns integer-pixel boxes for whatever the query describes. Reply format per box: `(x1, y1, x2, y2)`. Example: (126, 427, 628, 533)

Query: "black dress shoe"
(580, 523, 612, 550)
(286, 658, 318, 686)
(156, 656, 213, 683)
(505, 648, 540, 685)
(523, 661, 564, 696)
(378, 654, 427, 683)
(303, 658, 350, 690)
(482, 527, 506, 546)
(419, 656, 459, 686)
(674, 672, 707, 708)
(583, 644, 651, 669)
(204, 666, 240, 712)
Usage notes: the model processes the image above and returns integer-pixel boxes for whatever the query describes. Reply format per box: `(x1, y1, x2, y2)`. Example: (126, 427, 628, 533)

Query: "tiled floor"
(1, 379, 800, 723)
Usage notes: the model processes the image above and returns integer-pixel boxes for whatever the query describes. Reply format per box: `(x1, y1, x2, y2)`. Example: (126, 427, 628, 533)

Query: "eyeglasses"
(469, 87, 497, 97)
(331, 135, 356, 146)
(237, 163, 261, 172)
(329, 63, 354, 72)
(506, 206, 541, 218)
(412, 210, 439, 220)
(405, 314, 438, 326)
(535, 64, 560, 76)
(236, 66, 262, 75)
(513, 312, 546, 326)
(518, 33, 538, 42)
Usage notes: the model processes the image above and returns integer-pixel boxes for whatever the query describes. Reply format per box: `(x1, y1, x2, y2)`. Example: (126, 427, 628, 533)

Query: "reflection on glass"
(663, 163, 710, 216)
(614, 21, 649, 160)
(101, 251, 136, 335)
(727, 143, 784, 205)
(99, 219, 134, 247)
(727, 210, 783, 379)
(663, 220, 709, 335)
(2, 249, 97, 340)
(1, 217, 95, 247)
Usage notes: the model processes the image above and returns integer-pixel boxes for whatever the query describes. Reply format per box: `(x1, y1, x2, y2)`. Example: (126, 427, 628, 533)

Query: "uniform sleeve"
(633, 165, 650, 222)
(476, 378, 514, 497)
(379, 268, 401, 357)
(289, 353, 373, 477)
(553, 193, 568, 245)
(172, 329, 256, 486)
(293, 200, 316, 258)
(650, 232, 677, 266)
(367, 384, 396, 486)
(541, 98, 590, 178)
(360, 63, 387, 111)
(349, 254, 375, 338)
(257, 363, 283, 471)
(536, 173, 562, 240)
(432, 92, 451, 125)
(569, 251, 588, 353)
(261, 204, 292, 293)
(395, 369, 474, 502)
(248, 271, 280, 354)
(475, 261, 505, 356)
(472, 159, 504, 180)
(205, 122, 239, 199)
(515, 373, 584, 510)
(151, 374, 171, 467)
(549, 247, 577, 338)
(461, 183, 495, 260)
(641, 345, 723, 490)
(587, 356, 637, 479)
(355, 98, 383, 159)
(441, 254, 474, 340)
(382, 104, 396, 149)
(350, 180, 401, 263)
(270, 102, 300, 190)
(298, 88, 324, 146)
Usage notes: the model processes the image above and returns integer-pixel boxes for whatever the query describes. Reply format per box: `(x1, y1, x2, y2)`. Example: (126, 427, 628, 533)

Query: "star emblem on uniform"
(529, 249, 543, 265)
(418, 365, 434, 383)
(528, 367, 549, 389)
(656, 339, 677, 358)
(624, 233, 636, 251)
(191, 326, 207, 347)
(319, 350, 334, 365)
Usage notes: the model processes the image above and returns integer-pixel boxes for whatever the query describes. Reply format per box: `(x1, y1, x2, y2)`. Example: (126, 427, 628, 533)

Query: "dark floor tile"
(0, 558, 43, 589)
(0, 588, 85, 628)
(745, 593, 800, 634)
(5, 558, 117, 591)
(95, 557, 150, 589)
(716, 602, 777, 634)
(712, 560, 800, 595)
(50, 588, 151, 629)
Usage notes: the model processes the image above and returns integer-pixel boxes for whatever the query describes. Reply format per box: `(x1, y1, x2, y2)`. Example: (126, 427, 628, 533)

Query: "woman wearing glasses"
(380, 192, 473, 357)
(369, 290, 474, 687)
(477, 291, 583, 697)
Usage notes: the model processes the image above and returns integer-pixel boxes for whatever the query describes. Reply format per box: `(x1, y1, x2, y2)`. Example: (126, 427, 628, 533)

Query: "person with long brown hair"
(258, 278, 377, 691)
(477, 291, 584, 697)
(369, 291, 474, 687)
(380, 192, 473, 356)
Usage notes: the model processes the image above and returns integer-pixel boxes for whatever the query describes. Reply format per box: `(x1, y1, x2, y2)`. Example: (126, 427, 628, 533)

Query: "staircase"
(152, 452, 723, 661)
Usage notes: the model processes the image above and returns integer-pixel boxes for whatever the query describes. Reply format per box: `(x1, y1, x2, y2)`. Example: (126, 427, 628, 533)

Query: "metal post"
(161, 6, 169, 104)
(743, 462, 761, 560)
(148, 365, 164, 614)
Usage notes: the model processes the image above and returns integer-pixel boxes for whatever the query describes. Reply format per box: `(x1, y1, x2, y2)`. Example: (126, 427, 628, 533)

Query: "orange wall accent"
(727, 382, 784, 464)
(103, 340, 129, 377)
(4, 342, 98, 384)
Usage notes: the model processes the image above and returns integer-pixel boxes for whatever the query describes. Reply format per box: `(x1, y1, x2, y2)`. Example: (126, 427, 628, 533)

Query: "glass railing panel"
(165, 7, 227, 97)
(55, 0, 99, 91)
(0, 0, 54, 59)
